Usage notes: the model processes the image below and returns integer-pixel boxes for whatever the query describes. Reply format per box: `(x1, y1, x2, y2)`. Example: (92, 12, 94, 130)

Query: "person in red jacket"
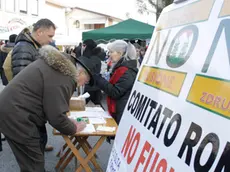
(94, 40, 138, 125)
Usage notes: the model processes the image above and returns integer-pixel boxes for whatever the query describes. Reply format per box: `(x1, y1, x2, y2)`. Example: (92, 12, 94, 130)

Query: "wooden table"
(53, 118, 117, 172)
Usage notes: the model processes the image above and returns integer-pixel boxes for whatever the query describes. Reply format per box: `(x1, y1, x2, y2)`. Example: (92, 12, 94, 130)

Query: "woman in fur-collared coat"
(0, 45, 93, 171)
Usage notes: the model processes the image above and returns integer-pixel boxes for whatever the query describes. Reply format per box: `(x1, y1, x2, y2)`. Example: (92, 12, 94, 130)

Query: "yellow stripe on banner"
(157, 0, 215, 30)
(138, 66, 187, 96)
(187, 75, 230, 119)
(219, 0, 230, 17)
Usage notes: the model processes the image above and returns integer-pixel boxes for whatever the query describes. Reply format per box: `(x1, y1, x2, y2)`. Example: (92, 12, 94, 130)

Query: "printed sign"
(0, 18, 27, 33)
(187, 74, 230, 119)
(107, 0, 230, 172)
(138, 66, 186, 96)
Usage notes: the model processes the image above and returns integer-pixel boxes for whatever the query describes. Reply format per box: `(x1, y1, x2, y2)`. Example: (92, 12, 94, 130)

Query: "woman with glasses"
(94, 40, 138, 125)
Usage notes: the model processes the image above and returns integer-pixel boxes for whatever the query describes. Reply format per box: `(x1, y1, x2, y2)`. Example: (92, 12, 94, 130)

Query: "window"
(31, 0, 38, 16)
(5, 0, 15, 12)
(84, 24, 94, 30)
(19, 0, 27, 14)
(94, 24, 105, 29)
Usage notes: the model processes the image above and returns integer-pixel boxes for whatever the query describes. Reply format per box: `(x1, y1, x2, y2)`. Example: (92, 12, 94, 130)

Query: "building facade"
(66, 7, 122, 42)
(0, 0, 123, 44)
(0, 0, 45, 39)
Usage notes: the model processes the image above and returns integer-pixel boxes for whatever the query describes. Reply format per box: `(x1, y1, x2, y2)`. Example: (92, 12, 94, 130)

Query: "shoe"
(45, 145, 54, 152)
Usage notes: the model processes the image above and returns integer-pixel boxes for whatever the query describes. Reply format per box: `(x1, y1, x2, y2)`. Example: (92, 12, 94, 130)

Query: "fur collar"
(15, 28, 40, 49)
(39, 45, 77, 83)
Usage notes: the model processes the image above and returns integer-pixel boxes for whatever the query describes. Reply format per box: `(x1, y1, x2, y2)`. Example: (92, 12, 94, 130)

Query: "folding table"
(53, 118, 117, 172)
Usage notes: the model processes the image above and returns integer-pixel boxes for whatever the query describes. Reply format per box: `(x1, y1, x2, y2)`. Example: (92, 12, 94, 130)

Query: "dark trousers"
(6, 126, 47, 172)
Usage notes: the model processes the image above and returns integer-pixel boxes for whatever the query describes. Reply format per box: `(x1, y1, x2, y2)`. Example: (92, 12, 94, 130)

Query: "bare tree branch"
(148, 0, 157, 8)
(136, 0, 173, 21)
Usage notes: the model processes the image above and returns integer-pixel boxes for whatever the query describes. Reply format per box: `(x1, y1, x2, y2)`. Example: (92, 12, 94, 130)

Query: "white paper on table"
(78, 92, 90, 99)
(85, 107, 112, 118)
(100, 111, 112, 118)
(96, 126, 116, 132)
(69, 111, 112, 118)
(71, 93, 90, 100)
(70, 111, 99, 118)
(89, 117, 106, 124)
(85, 107, 104, 112)
(79, 124, 96, 133)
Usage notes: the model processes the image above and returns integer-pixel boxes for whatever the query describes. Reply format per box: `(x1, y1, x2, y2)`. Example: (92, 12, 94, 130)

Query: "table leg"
(77, 137, 103, 172)
(84, 139, 99, 159)
(63, 135, 92, 172)
(78, 137, 98, 158)
(60, 143, 82, 171)
(56, 137, 77, 169)
(56, 136, 75, 157)
(76, 136, 106, 172)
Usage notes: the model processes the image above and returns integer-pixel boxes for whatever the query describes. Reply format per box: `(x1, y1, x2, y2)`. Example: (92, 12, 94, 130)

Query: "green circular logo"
(166, 25, 199, 68)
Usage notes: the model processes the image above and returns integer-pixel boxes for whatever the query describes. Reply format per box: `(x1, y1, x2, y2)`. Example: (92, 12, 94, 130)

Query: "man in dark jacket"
(11, 18, 56, 151)
(0, 45, 95, 171)
(0, 34, 17, 85)
(12, 18, 56, 76)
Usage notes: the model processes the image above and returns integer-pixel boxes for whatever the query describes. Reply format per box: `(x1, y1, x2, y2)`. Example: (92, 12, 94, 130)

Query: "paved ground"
(0, 80, 113, 172)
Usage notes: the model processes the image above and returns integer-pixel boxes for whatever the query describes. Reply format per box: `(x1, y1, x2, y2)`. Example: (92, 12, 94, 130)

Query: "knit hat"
(9, 34, 17, 43)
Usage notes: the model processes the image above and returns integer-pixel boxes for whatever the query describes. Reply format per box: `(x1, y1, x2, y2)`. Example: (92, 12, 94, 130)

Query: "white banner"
(107, 0, 230, 171)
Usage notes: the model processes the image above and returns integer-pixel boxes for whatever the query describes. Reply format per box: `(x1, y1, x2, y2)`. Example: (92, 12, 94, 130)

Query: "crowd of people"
(0, 18, 147, 171)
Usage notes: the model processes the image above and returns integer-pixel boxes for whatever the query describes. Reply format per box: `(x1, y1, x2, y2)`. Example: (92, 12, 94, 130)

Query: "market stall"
(82, 19, 154, 42)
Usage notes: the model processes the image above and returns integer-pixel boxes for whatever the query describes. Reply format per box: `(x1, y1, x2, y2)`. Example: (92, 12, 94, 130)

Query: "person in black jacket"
(81, 39, 103, 105)
(73, 42, 82, 58)
(11, 18, 56, 152)
(94, 40, 138, 125)
(0, 34, 17, 85)
(12, 18, 56, 77)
